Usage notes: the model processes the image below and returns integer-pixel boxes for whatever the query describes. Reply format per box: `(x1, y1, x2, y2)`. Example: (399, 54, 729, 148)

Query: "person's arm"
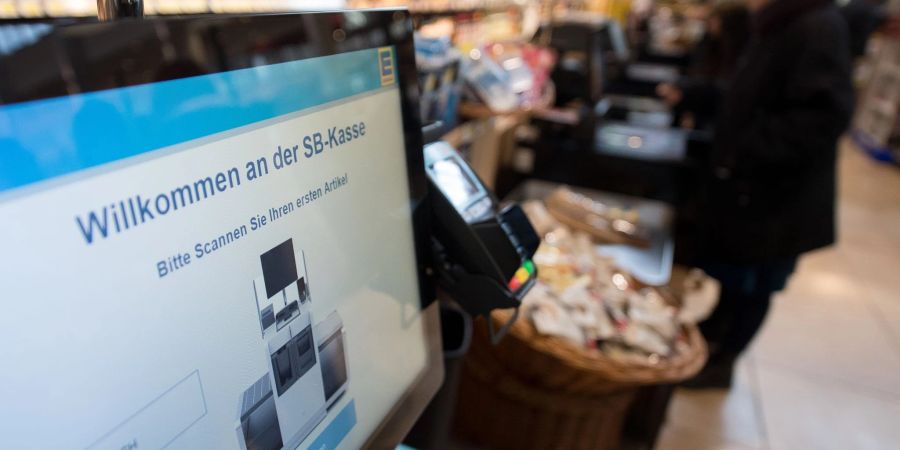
(679, 77, 724, 116)
(733, 16, 854, 171)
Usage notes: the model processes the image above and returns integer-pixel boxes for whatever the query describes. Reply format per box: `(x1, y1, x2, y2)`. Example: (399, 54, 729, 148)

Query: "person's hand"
(656, 82, 683, 107)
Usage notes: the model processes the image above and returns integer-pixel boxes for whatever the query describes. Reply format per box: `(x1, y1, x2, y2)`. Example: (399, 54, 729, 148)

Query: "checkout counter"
(525, 19, 711, 209)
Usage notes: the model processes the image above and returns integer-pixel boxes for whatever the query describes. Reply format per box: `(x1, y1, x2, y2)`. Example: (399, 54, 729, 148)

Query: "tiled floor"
(656, 142, 900, 450)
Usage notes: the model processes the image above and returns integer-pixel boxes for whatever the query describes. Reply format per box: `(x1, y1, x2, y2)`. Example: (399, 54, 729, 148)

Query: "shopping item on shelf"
(462, 42, 555, 113)
(415, 34, 463, 128)
(462, 50, 520, 112)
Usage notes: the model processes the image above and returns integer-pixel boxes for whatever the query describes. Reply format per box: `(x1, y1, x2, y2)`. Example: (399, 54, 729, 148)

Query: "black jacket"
(841, 0, 888, 57)
(674, 5, 752, 129)
(700, 0, 854, 263)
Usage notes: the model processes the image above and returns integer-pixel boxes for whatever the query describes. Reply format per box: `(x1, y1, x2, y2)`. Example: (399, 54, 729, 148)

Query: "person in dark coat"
(657, 2, 752, 130)
(686, 0, 855, 388)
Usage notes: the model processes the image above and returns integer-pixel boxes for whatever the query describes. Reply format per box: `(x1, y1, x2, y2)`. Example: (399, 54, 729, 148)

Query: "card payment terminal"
(425, 141, 540, 339)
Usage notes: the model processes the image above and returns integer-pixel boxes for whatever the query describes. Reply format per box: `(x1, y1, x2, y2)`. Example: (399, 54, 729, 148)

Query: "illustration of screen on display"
(0, 11, 437, 450)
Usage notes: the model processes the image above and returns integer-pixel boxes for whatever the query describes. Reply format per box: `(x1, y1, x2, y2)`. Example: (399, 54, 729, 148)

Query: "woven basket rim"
(488, 308, 708, 386)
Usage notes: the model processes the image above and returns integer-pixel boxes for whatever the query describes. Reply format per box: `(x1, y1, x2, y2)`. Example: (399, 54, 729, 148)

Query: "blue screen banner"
(0, 47, 395, 193)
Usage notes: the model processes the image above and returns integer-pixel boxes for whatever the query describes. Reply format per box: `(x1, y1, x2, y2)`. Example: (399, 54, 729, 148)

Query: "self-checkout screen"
(0, 46, 428, 450)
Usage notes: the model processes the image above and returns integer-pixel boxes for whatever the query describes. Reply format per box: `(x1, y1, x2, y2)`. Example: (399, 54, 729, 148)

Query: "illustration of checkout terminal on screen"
(238, 239, 349, 450)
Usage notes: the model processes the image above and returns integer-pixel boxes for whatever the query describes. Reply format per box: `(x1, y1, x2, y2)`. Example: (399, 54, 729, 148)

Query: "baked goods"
(543, 187, 651, 248)
(521, 199, 718, 361)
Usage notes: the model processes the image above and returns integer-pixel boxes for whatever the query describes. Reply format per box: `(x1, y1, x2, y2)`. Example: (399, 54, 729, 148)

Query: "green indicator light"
(524, 260, 535, 275)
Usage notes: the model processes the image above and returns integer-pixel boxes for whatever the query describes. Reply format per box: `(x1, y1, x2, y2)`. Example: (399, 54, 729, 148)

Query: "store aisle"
(657, 141, 900, 450)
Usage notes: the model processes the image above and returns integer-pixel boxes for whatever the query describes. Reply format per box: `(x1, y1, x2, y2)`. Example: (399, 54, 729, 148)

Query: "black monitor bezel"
(260, 239, 299, 299)
(0, 9, 441, 449)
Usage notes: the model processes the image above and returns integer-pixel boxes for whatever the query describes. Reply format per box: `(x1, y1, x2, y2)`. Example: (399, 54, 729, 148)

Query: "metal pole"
(97, 0, 144, 21)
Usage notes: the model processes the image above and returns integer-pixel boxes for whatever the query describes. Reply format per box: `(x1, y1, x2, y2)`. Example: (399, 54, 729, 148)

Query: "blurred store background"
(2, 1, 899, 449)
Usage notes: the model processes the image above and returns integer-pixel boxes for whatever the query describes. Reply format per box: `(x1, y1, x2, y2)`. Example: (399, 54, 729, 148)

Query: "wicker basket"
(484, 309, 708, 394)
(453, 310, 707, 449)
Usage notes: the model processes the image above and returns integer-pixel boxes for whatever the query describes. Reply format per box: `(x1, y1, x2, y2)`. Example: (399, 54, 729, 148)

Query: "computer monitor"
(261, 239, 300, 299)
(0, 10, 441, 450)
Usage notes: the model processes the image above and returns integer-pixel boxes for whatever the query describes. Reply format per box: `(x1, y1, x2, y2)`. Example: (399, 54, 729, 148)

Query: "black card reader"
(425, 141, 540, 339)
